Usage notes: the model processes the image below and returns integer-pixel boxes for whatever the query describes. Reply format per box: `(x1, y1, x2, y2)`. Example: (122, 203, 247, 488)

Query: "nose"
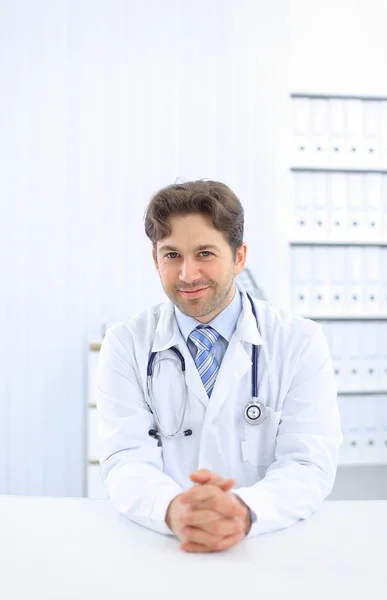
(179, 258, 200, 283)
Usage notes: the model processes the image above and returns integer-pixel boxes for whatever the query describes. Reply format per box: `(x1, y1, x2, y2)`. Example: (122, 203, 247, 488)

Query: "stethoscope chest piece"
(244, 401, 267, 425)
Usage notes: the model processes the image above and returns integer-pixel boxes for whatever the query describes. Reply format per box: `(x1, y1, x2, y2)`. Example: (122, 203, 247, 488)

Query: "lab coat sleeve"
(235, 325, 343, 538)
(96, 326, 183, 535)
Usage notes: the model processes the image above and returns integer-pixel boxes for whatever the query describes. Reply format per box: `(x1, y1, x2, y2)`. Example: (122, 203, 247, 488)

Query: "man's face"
(153, 213, 247, 323)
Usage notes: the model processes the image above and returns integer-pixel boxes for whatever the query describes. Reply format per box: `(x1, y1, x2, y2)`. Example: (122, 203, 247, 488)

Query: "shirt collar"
(174, 284, 242, 343)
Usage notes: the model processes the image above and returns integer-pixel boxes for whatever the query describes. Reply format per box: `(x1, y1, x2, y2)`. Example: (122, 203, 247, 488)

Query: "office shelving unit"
(290, 92, 387, 499)
(86, 342, 108, 498)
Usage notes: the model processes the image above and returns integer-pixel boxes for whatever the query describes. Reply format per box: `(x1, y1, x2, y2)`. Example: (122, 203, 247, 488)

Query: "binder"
(330, 173, 347, 240)
(346, 173, 364, 240)
(311, 99, 329, 163)
(379, 322, 387, 391)
(293, 172, 312, 239)
(345, 322, 362, 391)
(345, 99, 363, 164)
(329, 99, 345, 162)
(381, 101, 387, 165)
(310, 247, 330, 314)
(362, 395, 380, 464)
(338, 395, 361, 465)
(379, 394, 387, 462)
(291, 247, 312, 314)
(362, 100, 380, 163)
(293, 98, 311, 162)
(330, 247, 346, 314)
(345, 247, 363, 315)
(382, 175, 387, 241)
(311, 173, 329, 239)
(324, 322, 345, 391)
(381, 247, 387, 315)
(363, 173, 382, 241)
(362, 247, 381, 314)
(362, 322, 380, 390)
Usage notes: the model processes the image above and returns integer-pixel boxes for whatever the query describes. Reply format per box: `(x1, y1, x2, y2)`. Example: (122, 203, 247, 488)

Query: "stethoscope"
(147, 293, 267, 440)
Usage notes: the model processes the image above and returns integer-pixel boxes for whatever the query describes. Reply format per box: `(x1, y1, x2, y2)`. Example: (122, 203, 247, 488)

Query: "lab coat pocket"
(241, 407, 282, 467)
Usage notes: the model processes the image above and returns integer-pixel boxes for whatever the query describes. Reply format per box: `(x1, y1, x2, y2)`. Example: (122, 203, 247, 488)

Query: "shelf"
(290, 92, 387, 101)
(302, 315, 387, 321)
(338, 391, 387, 396)
(291, 166, 387, 174)
(290, 240, 387, 247)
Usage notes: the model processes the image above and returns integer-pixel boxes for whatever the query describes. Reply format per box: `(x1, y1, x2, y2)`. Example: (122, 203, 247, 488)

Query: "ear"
(233, 243, 247, 276)
(152, 247, 159, 272)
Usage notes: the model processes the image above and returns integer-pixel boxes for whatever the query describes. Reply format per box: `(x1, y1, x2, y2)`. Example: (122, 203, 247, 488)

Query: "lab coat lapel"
(205, 290, 263, 422)
(151, 299, 209, 408)
(205, 339, 251, 422)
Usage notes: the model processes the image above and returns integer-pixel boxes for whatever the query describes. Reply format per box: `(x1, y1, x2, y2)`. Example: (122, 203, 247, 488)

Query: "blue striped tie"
(189, 326, 220, 397)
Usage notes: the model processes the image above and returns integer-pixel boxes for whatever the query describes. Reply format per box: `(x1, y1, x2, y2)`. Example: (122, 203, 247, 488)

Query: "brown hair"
(144, 180, 244, 256)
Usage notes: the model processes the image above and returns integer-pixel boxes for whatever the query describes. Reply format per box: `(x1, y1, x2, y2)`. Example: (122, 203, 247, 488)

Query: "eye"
(166, 252, 179, 259)
(200, 251, 213, 257)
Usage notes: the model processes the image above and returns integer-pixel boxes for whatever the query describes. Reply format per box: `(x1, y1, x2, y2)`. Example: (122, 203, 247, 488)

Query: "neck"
(196, 281, 236, 324)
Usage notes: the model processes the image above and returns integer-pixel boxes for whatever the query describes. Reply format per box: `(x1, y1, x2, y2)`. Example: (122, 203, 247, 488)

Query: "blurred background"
(0, 0, 386, 501)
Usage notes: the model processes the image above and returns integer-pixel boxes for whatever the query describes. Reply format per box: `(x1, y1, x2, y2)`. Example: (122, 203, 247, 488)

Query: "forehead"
(158, 213, 229, 251)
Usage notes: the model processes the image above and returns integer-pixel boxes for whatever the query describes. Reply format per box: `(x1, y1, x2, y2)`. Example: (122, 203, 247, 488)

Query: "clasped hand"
(166, 469, 251, 553)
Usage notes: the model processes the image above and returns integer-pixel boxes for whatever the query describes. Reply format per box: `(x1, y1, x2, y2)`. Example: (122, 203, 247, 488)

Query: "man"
(97, 180, 342, 553)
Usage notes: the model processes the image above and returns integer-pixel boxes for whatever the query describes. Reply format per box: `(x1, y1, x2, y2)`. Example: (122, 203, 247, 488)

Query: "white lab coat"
(96, 289, 342, 538)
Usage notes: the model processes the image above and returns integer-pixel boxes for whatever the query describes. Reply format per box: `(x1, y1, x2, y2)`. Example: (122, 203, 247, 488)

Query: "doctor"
(97, 179, 342, 553)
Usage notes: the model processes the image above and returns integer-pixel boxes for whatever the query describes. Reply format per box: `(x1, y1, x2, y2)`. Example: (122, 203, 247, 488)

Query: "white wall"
(0, 0, 289, 496)
(290, 0, 387, 96)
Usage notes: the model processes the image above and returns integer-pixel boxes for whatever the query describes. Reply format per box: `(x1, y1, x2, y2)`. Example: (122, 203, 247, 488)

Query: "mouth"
(179, 287, 209, 298)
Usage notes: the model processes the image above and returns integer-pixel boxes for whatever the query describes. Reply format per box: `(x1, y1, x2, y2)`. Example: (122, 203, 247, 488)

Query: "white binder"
(345, 247, 363, 315)
(311, 247, 330, 314)
(311, 173, 329, 239)
(362, 100, 380, 165)
(293, 172, 312, 239)
(346, 323, 362, 392)
(311, 99, 329, 164)
(338, 395, 361, 465)
(293, 98, 311, 163)
(330, 247, 346, 315)
(346, 173, 364, 240)
(362, 247, 381, 314)
(381, 101, 387, 165)
(380, 247, 387, 315)
(363, 173, 382, 241)
(324, 322, 345, 391)
(379, 322, 387, 391)
(330, 173, 347, 240)
(362, 322, 380, 390)
(291, 247, 312, 314)
(345, 99, 363, 165)
(329, 99, 345, 163)
(379, 394, 387, 462)
(362, 395, 380, 464)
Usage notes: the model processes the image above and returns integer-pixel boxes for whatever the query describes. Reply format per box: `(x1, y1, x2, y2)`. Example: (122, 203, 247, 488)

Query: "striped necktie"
(189, 326, 220, 397)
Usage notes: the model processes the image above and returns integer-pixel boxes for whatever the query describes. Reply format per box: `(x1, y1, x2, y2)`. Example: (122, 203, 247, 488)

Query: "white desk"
(0, 496, 386, 600)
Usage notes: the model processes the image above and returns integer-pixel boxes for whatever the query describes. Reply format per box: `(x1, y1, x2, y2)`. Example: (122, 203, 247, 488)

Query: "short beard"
(164, 271, 235, 319)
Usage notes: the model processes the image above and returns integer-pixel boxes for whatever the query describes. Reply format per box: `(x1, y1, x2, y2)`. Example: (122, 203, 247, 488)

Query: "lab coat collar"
(151, 285, 262, 352)
(151, 300, 182, 352)
(236, 288, 263, 347)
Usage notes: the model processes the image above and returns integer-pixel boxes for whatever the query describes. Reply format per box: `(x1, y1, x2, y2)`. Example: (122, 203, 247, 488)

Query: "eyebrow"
(158, 244, 221, 253)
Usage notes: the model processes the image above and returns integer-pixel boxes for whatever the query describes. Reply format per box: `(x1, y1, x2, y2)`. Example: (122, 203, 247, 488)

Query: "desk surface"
(0, 496, 386, 600)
